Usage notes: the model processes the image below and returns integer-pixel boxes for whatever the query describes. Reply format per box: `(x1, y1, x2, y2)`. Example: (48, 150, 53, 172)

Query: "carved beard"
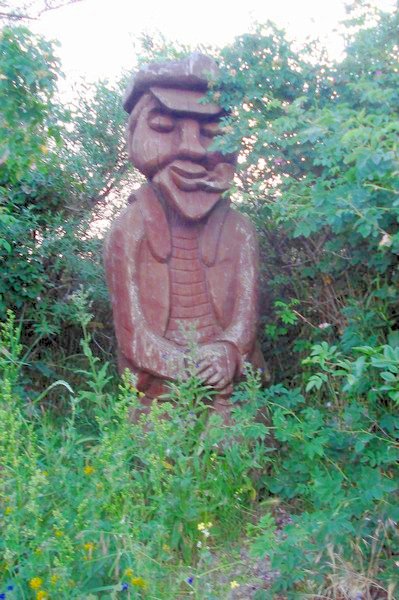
(152, 160, 234, 222)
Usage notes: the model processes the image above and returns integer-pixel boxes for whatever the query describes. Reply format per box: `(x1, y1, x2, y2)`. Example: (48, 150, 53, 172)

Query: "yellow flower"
(124, 567, 134, 578)
(162, 460, 173, 470)
(30, 577, 43, 590)
(162, 544, 170, 552)
(36, 591, 49, 600)
(83, 542, 94, 552)
(50, 574, 59, 585)
(83, 541, 94, 560)
(54, 529, 63, 538)
(197, 521, 213, 531)
(138, 391, 145, 398)
(83, 465, 95, 475)
(4, 506, 12, 515)
(230, 580, 240, 589)
(131, 576, 147, 589)
(40, 145, 49, 155)
(34, 548, 43, 555)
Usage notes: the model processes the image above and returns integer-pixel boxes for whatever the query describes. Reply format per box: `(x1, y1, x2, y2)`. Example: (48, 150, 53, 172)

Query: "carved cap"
(123, 52, 221, 114)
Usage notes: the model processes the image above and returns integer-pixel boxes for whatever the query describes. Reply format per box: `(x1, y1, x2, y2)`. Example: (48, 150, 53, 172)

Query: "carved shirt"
(165, 220, 222, 346)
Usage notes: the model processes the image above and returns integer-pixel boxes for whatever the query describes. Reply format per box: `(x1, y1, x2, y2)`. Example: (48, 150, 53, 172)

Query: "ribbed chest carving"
(165, 222, 221, 346)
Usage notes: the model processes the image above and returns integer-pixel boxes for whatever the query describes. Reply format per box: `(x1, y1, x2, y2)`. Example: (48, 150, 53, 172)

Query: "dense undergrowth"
(1, 295, 398, 599)
(1, 2, 399, 598)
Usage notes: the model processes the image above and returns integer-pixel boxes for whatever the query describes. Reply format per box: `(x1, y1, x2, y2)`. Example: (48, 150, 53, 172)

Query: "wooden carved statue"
(104, 53, 264, 419)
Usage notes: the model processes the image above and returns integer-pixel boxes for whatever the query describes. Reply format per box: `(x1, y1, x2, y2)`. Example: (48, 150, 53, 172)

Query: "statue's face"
(128, 89, 236, 221)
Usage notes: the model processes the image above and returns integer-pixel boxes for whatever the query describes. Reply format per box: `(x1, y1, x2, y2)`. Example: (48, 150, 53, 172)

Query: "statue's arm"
(215, 215, 259, 371)
(103, 205, 185, 380)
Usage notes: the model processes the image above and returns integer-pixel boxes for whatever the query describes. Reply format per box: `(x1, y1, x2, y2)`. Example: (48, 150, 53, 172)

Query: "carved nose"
(178, 119, 207, 161)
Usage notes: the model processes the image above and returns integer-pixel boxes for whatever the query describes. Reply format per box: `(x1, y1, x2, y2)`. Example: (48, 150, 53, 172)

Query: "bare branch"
(38, 0, 84, 17)
(0, 10, 36, 20)
(0, 0, 84, 21)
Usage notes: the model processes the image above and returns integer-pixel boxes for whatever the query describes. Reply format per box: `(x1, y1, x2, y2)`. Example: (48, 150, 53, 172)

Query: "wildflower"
(4, 507, 12, 515)
(162, 460, 173, 470)
(30, 578, 43, 590)
(50, 575, 59, 585)
(318, 322, 331, 329)
(124, 568, 134, 578)
(83, 542, 94, 560)
(186, 576, 194, 585)
(196, 541, 202, 548)
(162, 544, 170, 552)
(83, 465, 95, 475)
(54, 529, 63, 538)
(36, 591, 49, 600)
(7, 586, 14, 592)
(0, 594, 5, 599)
(131, 576, 147, 589)
(230, 580, 240, 589)
(197, 521, 212, 537)
(83, 542, 94, 552)
(121, 582, 129, 591)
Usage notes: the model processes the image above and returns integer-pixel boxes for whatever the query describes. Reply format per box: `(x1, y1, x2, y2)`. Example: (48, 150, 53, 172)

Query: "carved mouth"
(169, 161, 209, 191)
(169, 161, 208, 179)
(166, 160, 231, 193)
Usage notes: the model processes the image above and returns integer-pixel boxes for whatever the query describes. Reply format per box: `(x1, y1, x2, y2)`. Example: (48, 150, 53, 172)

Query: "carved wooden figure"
(104, 53, 264, 418)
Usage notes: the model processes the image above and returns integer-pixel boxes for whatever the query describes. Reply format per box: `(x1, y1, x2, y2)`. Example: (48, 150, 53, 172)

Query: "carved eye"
(148, 112, 175, 133)
(200, 122, 222, 138)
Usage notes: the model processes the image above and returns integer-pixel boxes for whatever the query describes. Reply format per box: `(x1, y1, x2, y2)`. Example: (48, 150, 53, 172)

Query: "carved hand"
(195, 342, 239, 390)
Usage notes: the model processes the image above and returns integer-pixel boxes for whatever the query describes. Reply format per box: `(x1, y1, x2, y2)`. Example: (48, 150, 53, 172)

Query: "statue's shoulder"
(109, 185, 156, 232)
(224, 204, 257, 238)
(119, 184, 171, 263)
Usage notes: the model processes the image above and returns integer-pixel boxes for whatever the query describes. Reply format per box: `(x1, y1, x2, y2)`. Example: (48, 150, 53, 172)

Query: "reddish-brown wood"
(104, 54, 265, 418)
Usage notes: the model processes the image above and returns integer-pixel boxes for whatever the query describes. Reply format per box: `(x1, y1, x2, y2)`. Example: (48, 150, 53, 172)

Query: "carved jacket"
(104, 184, 260, 383)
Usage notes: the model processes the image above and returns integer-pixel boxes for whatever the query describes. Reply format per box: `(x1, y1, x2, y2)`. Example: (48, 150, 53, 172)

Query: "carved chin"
(153, 170, 222, 221)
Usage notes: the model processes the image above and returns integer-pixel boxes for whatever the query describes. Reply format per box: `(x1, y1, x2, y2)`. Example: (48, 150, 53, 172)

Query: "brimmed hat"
(123, 52, 221, 115)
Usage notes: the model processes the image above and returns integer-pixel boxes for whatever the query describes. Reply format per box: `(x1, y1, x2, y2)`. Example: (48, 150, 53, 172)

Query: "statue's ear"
(200, 198, 230, 267)
(134, 185, 171, 263)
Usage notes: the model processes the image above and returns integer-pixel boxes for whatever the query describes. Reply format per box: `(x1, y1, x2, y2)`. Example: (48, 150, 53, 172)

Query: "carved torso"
(165, 219, 222, 346)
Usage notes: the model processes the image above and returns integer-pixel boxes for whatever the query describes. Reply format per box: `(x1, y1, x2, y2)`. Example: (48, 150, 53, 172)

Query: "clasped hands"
(192, 341, 240, 390)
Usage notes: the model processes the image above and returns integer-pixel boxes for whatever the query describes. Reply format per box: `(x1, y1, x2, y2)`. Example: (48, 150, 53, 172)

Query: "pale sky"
(32, 0, 396, 85)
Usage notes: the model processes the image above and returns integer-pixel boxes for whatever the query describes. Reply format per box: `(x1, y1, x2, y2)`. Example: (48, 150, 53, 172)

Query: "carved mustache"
(166, 160, 233, 193)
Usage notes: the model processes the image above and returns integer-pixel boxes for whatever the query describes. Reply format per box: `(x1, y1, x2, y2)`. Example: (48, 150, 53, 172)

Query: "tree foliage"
(0, 26, 137, 378)
(212, 6, 399, 377)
